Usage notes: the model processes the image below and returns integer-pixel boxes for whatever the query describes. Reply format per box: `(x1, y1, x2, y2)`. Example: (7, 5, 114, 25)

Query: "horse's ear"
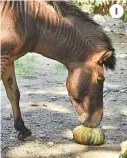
(99, 49, 114, 62)
(98, 49, 116, 70)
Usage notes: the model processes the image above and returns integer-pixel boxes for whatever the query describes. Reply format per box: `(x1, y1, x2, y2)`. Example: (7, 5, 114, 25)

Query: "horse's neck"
(33, 2, 84, 64)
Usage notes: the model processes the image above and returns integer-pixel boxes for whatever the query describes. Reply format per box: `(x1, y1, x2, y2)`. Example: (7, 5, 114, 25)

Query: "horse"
(1, 1, 116, 140)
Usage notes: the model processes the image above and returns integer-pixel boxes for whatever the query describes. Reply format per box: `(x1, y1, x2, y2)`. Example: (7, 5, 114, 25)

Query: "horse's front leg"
(2, 62, 31, 140)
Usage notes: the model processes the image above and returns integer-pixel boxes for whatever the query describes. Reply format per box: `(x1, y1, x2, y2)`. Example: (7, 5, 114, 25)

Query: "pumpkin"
(73, 125, 105, 145)
(120, 141, 127, 158)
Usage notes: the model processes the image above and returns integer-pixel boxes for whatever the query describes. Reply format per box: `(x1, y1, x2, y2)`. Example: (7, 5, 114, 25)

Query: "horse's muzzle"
(78, 108, 103, 128)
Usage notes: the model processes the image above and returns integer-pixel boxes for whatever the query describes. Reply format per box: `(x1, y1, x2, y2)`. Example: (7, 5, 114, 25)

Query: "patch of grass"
(124, 14, 127, 22)
(54, 63, 66, 72)
(15, 54, 37, 77)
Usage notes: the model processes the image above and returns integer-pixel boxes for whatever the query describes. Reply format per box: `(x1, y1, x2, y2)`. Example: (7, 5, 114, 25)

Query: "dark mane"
(48, 1, 116, 70)
(48, 1, 99, 26)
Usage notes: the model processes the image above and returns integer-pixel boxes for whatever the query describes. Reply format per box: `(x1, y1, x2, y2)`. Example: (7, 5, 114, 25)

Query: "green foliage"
(73, 0, 109, 8)
(73, 0, 109, 13)
(73, 0, 127, 18)
(73, 0, 95, 13)
(124, 7, 127, 22)
(94, 0, 109, 6)
(124, 13, 127, 22)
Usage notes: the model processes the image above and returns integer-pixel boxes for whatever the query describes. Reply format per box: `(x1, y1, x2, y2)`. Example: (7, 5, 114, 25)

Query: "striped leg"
(2, 61, 31, 140)
(1, 51, 11, 77)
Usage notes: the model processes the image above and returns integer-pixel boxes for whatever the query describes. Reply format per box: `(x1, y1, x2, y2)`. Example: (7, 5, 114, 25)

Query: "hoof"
(18, 128, 32, 140)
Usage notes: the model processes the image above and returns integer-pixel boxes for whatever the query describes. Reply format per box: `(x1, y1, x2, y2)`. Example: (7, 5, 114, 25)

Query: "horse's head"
(66, 49, 115, 127)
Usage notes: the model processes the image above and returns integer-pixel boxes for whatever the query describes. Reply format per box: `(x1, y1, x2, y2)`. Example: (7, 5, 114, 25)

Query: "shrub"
(73, 0, 127, 22)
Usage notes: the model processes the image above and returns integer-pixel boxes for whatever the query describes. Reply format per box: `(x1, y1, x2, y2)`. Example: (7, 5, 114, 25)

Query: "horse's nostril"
(71, 95, 82, 104)
(97, 77, 105, 84)
(74, 97, 82, 104)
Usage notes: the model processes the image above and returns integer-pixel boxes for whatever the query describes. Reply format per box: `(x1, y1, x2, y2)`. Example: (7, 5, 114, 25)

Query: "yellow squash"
(73, 125, 105, 145)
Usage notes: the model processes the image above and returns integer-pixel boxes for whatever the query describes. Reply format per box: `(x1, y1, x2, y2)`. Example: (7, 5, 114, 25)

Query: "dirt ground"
(1, 34, 127, 158)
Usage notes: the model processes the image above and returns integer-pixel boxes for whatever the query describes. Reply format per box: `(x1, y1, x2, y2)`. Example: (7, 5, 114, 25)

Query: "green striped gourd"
(73, 125, 105, 145)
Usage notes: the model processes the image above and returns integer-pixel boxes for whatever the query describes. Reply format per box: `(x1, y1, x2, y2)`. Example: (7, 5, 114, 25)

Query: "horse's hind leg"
(2, 62, 31, 140)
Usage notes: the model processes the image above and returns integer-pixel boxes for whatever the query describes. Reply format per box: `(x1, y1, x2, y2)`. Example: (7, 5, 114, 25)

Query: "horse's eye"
(97, 77, 105, 84)
(98, 61, 103, 67)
